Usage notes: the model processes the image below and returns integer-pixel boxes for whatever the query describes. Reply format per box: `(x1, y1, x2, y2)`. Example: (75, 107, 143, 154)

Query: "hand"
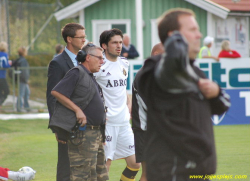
(198, 78, 220, 99)
(55, 133, 66, 144)
(213, 57, 220, 62)
(123, 52, 128, 57)
(75, 109, 87, 127)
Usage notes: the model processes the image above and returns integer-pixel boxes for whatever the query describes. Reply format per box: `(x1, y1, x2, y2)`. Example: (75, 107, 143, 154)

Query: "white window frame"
(92, 19, 131, 46)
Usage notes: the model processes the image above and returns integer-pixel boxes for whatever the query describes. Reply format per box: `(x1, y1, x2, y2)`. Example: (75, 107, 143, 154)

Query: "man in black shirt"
(138, 8, 230, 180)
(50, 43, 108, 181)
(132, 43, 164, 181)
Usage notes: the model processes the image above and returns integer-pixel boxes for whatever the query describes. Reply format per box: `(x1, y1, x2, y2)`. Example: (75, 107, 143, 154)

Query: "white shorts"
(104, 124, 135, 161)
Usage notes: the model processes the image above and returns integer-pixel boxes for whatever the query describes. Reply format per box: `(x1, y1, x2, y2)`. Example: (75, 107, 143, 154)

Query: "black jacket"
(137, 33, 230, 178)
(46, 50, 74, 123)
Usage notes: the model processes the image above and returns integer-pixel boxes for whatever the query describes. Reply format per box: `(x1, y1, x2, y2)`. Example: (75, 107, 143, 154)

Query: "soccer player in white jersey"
(94, 29, 140, 181)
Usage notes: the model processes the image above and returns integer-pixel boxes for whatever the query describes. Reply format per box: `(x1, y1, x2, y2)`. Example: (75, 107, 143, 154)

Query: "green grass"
(0, 120, 249, 181)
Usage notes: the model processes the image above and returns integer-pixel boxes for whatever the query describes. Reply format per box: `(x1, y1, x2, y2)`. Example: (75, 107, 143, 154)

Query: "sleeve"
(52, 68, 79, 98)
(209, 89, 231, 115)
(193, 65, 231, 115)
(46, 60, 65, 116)
(127, 45, 139, 59)
(19, 59, 29, 83)
(1, 54, 10, 68)
(219, 50, 241, 58)
(231, 50, 241, 58)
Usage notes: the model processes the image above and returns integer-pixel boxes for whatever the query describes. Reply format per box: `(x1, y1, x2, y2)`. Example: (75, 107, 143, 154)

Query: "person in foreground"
(137, 8, 231, 180)
(94, 28, 140, 181)
(50, 43, 108, 181)
(131, 42, 164, 181)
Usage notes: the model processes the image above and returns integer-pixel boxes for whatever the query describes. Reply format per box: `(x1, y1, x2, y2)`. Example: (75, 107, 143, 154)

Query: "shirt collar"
(65, 46, 78, 66)
(80, 64, 93, 76)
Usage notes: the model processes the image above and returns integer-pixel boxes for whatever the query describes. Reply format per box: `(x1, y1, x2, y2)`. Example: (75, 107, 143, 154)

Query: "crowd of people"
(198, 36, 241, 61)
(0, 7, 234, 181)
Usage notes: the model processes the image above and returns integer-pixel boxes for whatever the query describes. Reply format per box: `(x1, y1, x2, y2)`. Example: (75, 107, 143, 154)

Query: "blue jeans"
(17, 82, 30, 111)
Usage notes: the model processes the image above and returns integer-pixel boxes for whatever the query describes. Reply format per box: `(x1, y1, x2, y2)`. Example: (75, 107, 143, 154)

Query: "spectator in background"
(132, 42, 164, 181)
(121, 34, 139, 59)
(16, 46, 30, 112)
(54, 44, 64, 58)
(198, 36, 219, 62)
(218, 40, 241, 58)
(0, 41, 11, 108)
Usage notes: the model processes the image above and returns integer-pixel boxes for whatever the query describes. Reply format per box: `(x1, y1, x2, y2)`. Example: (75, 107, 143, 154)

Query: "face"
(123, 35, 130, 46)
(103, 35, 123, 59)
(88, 49, 104, 73)
(178, 15, 202, 59)
(68, 29, 86, 54)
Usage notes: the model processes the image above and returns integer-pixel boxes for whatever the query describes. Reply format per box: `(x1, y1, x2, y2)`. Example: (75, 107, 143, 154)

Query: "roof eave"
(185, 0, 230, 19)
(54, 0, 99, 21)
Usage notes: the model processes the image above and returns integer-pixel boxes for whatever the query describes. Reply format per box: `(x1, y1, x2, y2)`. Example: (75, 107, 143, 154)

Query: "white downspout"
(79, 9, 85, 26)
(135, 0, 143, 59)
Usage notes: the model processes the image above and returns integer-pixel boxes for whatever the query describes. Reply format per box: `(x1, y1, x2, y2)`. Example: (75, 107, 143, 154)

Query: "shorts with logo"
(134, 130, 146, 163)
(68, 129, 109, 181)
(105, 124, 135, 160)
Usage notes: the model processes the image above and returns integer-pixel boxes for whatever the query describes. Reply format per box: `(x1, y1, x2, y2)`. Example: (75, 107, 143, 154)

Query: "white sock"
(7, 171, 34, 181)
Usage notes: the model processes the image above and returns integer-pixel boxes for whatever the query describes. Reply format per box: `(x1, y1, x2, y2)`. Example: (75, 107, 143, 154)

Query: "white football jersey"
(94, 55, 130, 126)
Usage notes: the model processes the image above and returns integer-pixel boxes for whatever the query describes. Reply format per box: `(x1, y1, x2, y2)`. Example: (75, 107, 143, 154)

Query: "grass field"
(0, 119, 249, 181)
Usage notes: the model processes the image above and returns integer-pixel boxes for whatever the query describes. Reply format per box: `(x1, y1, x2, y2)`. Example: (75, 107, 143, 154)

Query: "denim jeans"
(17, 82, 30, 111)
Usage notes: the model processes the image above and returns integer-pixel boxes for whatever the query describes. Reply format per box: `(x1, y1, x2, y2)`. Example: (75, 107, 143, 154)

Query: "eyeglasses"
(89, 54, 104, 61)
(71, 36, 87, 40)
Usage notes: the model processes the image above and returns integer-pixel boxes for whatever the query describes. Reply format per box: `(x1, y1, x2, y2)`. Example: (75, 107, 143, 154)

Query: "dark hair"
(18, 46, 27, 56)
(61, 23, 85, 43)
(55, 44, 64, 54)
(76, 42, 103, 63)
(99, 28, 123, 48)
(158, 8, 195, 44)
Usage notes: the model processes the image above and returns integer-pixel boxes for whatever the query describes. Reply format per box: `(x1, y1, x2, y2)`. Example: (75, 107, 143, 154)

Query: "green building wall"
(84, 0, 207, 58)
(142, 0, 207, 58)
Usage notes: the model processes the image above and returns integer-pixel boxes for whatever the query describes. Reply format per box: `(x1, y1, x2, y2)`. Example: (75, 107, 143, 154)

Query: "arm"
(219, 50, 241, 58)
(46, 60, 65, 117)
(127, 92, 132, 116)
(51, 90, 87, 127)
(202, 55, 219, 62)
(19, 58, 29, 83)
(198, 78, 230, 115)
(127, 45, 139, 59)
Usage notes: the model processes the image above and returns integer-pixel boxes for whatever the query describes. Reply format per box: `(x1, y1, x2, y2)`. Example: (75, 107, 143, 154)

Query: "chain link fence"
(1, 66, 48, 113)
(0, 0, 77, 113)
(0, 0, 77, 56)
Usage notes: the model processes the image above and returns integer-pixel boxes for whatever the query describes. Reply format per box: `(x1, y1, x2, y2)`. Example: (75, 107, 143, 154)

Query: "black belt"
(86, 125, 100, 130)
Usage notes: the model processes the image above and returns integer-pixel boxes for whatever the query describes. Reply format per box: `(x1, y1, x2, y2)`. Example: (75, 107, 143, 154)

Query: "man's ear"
(102, 43, 107, 50)
(67, 36, 72, 43)
(85, 54, 91, 62)
(168, 31, 174, 37)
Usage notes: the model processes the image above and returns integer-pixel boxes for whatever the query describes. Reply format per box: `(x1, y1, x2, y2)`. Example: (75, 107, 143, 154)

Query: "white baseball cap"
(203, 36, 214, 46)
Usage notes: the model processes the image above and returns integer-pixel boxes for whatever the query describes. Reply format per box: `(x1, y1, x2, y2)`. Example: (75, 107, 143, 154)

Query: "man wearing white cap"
(198, 36, 219, 61)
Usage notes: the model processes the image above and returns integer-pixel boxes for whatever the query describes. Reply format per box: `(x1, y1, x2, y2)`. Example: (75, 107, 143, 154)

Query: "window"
(92, 19, 131, 46)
